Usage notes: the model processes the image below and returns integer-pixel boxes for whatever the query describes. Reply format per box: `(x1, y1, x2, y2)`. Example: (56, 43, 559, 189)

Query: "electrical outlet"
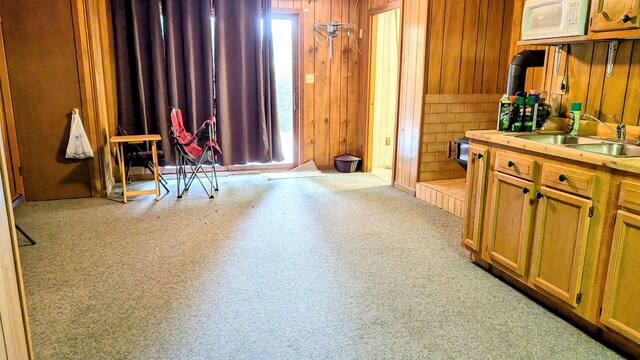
(555, 75, 566, 95)
(385, 137, 391, 145)
(305, 74, 315, 84)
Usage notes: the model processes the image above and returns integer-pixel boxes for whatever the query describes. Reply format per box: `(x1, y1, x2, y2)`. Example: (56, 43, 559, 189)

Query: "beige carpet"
(14, 173, 621, 359)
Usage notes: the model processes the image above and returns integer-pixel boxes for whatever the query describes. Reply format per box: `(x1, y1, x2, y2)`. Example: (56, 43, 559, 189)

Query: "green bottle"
(523, 96, 536, 132)
(568, 102, 582, 136)
(498, 95, 511, 131)
(512, 95, 526, 132)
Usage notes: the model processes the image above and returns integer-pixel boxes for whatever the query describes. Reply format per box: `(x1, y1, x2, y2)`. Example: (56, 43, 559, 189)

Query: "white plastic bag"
(65, 112, 94, 159)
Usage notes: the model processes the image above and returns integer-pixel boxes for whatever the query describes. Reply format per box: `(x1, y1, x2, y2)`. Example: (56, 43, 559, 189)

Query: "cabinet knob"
(507, 161, 515, 168)
(476, 153, 483, 159)
(558, 174, 567, 182)
(536, 191, 544, 199)
(623, 15, 632, 23)
(522, 187, 530, 194)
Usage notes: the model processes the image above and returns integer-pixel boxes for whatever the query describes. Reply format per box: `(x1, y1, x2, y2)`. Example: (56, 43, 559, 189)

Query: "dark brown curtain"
(215, 0, 283, 165)
(111, 0, 214, 164)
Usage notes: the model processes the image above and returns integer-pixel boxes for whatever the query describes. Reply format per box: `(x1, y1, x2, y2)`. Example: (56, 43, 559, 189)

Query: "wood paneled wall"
(395, 0, 516, 190)
(393, 0, 428, 193)
(273, 0, 362, 167)
(513, 41, 640, 128)
(426, 0, 515, 95)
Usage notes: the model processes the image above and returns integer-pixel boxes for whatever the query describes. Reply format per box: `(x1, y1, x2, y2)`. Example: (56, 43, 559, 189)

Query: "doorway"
(367, 8, 401, 183)
(271, 14, 300, 166)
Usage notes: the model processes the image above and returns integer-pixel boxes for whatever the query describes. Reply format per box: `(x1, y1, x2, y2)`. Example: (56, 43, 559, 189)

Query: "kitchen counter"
(465, 130, 640, 174)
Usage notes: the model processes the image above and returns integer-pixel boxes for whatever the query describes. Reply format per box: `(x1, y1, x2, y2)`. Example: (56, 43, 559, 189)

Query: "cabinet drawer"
(541, 163, 596, 198)
(495, 151, 538, 181)
(619, 181, 640, 213)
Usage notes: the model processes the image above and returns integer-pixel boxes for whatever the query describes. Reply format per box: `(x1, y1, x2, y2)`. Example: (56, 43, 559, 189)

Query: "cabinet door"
(0, 0, 93, 200)
(486, 172, 536, 279)
(462, 145, 488, 252)
(529, 186, 593, 307)
(601, 211, 640, 345)
(591, 0, 640, 32)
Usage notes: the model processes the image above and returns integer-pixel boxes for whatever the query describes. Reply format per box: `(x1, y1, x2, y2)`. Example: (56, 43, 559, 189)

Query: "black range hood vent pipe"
(506, 50, 546, 96)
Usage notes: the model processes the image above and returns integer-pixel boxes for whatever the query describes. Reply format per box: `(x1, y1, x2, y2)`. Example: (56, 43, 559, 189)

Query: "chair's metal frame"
(171, 118, 220, 199)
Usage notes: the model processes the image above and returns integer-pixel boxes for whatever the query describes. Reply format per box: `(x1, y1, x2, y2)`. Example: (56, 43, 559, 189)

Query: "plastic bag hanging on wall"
(65, 109, 94, 159)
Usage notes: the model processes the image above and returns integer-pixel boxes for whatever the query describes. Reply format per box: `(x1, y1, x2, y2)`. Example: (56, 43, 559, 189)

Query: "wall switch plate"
(555, 75, 566, 95)
(385, 137, 391, 145)
(305, 74, 315, 84)
(359, 29, 364, 39)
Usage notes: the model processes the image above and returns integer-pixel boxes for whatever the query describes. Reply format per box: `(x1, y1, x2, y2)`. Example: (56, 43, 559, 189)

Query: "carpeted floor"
(14, 173, 621, 359)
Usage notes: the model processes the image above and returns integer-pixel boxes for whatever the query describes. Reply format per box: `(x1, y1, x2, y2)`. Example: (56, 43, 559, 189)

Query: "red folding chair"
(169, 108, 222, 198)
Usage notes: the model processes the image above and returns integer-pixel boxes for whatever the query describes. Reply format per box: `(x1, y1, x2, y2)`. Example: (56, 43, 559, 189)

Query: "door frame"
(270, 9, 303, 168)
(363, 1, 402, 181)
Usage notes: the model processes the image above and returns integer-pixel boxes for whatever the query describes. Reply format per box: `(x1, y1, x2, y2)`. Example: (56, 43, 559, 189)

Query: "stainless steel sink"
(514, 134, 603, 145)
(567, 143, 640, 157)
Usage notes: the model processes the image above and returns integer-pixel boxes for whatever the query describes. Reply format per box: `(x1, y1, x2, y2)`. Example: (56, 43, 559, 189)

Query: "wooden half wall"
(393, 0, 515, 189)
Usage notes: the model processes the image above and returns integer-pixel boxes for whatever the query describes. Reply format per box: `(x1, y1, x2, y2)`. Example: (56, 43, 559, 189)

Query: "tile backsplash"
(419, 94, 502, 182)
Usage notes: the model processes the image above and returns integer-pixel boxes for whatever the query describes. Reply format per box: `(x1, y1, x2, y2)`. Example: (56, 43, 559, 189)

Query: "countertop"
(465, 130, 640, 175)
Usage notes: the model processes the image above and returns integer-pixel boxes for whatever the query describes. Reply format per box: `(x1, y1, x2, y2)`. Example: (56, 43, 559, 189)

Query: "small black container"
(333, 154, 361, 173)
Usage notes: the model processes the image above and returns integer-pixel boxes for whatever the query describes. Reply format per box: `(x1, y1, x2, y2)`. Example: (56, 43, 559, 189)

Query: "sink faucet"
(582, 113, 626, 140)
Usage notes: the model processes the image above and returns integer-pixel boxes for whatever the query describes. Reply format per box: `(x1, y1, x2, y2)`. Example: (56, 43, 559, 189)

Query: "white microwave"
(521, 0, 590, 40)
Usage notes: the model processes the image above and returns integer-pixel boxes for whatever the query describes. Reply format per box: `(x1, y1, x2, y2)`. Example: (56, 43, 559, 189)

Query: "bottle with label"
(498, 95, 511, 131)
(511, 93, 526, 132)
(568, 102, 582, 136)
(523, 96, 536, 132)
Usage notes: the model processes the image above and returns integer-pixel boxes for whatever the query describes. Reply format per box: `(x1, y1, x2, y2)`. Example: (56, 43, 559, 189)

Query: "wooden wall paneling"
(622, 40, 640, 126)
(0, 21, 23, 201)
(394, 0, 409, 185)
(427, 0, 444, 94)
(473, 0, 490, 93)
(508, 0, 524, 59)
(346, 1, 368, 154)
(543, 46, 555, 91)
(71, 0, 104, 197)
(96, 0, 117, 191)
(482, 0, 505, 93)
(441, 0, 465, 94)
(83, 0, 114, 196)
(338, 0, 350, 155)
(599, 41, 633, 123)
(459, 0, 480, 94)
(329, 0, 343, 161)
(496, 0, 515, 93)
(397, 0, 418, 187)
(566, 43, 594, 109)
(302, 1, 315, 162)
(584, 42, 608, 119)
(313, 0, 331, 167)
(408, 0, 428, 191)
(0, 95, 32, 357)
(394, 0, 427, 192)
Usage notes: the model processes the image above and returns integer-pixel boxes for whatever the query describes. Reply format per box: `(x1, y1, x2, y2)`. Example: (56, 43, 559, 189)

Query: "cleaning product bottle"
(523, 96, 536, 132)
(498, 95, 511, 131)
(568, 102, 582, 136)
(511, 93, 526, 132)
(531, 94, 540, 130)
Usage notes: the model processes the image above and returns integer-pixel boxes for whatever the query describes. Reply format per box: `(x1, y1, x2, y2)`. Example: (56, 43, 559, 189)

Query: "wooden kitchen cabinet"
(462, 131, 640, 354)
(600, 210, 640, 345)
(486, 172, 536, 280)
(590, 0, 640, 33)
(461, 145, 488, 252)
(529, 186, 593, 307)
